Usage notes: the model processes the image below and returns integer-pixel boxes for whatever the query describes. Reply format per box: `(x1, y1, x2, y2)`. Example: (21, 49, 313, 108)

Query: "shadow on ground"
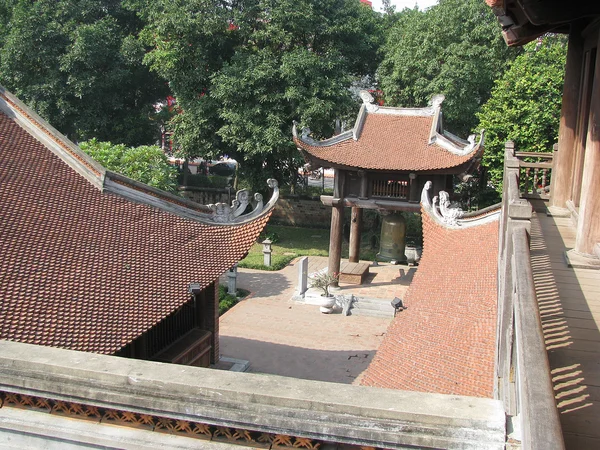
(235, 271, 292, 298)
(219, 336, 377, 385)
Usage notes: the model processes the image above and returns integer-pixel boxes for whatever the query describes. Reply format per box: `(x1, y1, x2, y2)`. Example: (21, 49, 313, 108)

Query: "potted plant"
(309, 271, 339, 297)
(309, 271, 339, 313)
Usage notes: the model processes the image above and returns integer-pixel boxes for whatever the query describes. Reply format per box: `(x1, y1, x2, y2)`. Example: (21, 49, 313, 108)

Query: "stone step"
(352, 299, 395, 311)
(349, 298, 395, 318)
(349, 307, 394, 318)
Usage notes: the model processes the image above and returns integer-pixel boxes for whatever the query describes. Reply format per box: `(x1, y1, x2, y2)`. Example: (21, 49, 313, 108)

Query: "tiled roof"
(0, 108, 271, 355)
(294, 102, 482, 172)
(361, 207, 499, 398)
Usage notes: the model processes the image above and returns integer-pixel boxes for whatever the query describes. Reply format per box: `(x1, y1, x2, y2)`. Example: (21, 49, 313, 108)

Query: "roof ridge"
(0, 87, 106, 190)
(420, 180, 500, 228)
(293, 92, 484, 160)
(0, 85, 279, 226)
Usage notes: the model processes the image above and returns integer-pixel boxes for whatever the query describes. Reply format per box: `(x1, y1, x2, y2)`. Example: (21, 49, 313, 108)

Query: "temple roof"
(486, 0, 600, 46)
(294, 92, 484, 172)
(361, 182, 500, 398)
(0, 87, 276, 354)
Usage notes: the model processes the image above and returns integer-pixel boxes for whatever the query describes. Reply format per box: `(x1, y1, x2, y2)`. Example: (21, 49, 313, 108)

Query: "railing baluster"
(542, 169, 547, 190)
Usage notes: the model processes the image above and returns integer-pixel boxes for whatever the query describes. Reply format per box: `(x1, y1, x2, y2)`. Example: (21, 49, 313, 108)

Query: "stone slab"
(0, 340, 506, 450)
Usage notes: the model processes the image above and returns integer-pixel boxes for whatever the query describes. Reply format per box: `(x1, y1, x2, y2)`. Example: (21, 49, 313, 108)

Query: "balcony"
(500, 141, 600, 449)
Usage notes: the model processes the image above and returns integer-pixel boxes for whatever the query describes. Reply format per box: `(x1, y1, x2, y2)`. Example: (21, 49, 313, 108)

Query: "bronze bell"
(377, 213, 407, 264)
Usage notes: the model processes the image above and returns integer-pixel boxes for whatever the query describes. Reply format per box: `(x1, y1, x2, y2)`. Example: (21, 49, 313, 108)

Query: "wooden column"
(328, 204, 344, 285)
(408, 173, 419, 203)
(328, 169, 345, 286)
(348, 207, 363, 263)
(575, 42, 600, 255)
(551, 26, 584, 208)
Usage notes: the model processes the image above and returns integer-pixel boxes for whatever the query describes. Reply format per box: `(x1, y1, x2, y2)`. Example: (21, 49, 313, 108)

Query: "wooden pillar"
(328, 169, 345, 286)
(328, 204, 344, 285)
(551, 26, 584, 209)
(348, 207, 363, 263)
(408, 173, 419, 203)
(358, 170, 368, 199)
(575, 42, 600, 255)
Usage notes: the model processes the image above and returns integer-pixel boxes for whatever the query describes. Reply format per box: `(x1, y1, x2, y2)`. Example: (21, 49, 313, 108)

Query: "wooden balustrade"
(496, 141, 565, 449)
(371, 178, 409, 199)
(514, 145, 556, 199)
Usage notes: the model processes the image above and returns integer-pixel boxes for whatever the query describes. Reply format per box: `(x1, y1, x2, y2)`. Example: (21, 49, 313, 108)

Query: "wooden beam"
(320, 195, 421, 212)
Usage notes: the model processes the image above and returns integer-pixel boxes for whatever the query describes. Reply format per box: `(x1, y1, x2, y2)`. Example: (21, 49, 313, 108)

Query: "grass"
(237, 224, 380, 270)
(238, 225, 330, 270)
(218, 284, 250, 315)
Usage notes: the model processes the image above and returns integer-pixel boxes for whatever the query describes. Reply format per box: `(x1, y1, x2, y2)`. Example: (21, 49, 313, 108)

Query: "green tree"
(134, 0, 383, 191)
(80, 139, 178, 192)
(0, 0, 166, 146)
(377, 0, 516, 136)
(477, 37, 567, 190)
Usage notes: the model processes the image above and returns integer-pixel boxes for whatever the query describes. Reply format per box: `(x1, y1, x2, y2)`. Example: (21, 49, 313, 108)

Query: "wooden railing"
(514, 144, 556, 199)
(371, 178, 409, 199)
(496, 141, 564, 449)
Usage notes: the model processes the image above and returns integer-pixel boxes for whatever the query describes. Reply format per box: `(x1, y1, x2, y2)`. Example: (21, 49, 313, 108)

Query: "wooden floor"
(530, 207, 600, 449)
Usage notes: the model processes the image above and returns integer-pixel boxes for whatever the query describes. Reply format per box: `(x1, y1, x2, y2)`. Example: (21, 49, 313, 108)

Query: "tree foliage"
(477, 37, 567, 190)
(134, 0, 383, 191)
(378, 0, 517, 136)
(0, 0, 166, 146)
(80, 139, 178, 192)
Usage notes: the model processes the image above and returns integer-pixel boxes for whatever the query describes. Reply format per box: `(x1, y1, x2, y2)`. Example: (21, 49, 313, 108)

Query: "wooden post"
(551, 26, 584, 208)
(328, 169, 345, 286)
(348, 207, 363, 263)
(358, 170, 368, 199)
(408, 173, 418, 203)
(575, 40, 600, 255)
(328, 205, 344, 286)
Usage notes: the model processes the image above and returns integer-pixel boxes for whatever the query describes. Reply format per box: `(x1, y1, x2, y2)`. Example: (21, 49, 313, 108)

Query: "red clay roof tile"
(0, 110, 270, 354)
(295, 113, 480, 171)
(361, 210, 499, 398)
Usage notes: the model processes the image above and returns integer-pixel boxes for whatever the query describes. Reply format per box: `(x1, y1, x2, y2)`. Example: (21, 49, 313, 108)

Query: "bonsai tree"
(309, 271, 339, 297)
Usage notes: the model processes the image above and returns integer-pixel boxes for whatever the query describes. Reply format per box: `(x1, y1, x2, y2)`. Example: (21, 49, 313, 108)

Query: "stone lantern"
(262, 239, 272, 266)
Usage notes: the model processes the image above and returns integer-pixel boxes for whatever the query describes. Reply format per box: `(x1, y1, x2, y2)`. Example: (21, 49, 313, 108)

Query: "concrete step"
(352, 299, 395, 311)
(349, 307, 394, 318)
(350, 298, 395, 318)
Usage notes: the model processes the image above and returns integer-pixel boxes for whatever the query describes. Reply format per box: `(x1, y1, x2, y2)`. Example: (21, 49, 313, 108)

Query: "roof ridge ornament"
(421, 181, 500, 228)
(436, 191, 464, 226)
(206, 179, 279, 224)
(429, 94, 445, 108)
(359, 90, 379, 113)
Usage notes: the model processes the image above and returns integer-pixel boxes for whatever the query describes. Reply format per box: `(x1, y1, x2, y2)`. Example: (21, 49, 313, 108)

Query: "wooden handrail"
(515, 151, 554, 159)
(496, 140, 565, 449)
(517, 161, 553, 169)
(512, 228, 565, 449)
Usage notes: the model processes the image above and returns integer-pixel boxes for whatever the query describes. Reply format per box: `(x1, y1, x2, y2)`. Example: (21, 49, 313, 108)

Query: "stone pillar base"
(565, 249, 600, 270)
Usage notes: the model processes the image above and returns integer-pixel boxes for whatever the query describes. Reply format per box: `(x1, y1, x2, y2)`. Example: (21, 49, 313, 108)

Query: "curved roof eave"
(0, 85, 279, 227)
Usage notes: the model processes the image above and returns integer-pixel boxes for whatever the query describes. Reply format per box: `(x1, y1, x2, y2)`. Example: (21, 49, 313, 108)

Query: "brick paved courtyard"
(219, 257, 414, 384)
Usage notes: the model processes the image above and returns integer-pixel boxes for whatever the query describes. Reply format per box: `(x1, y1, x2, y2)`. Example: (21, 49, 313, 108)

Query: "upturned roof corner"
(293, 92, 485, 172)
(0, 85, 278, 226)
